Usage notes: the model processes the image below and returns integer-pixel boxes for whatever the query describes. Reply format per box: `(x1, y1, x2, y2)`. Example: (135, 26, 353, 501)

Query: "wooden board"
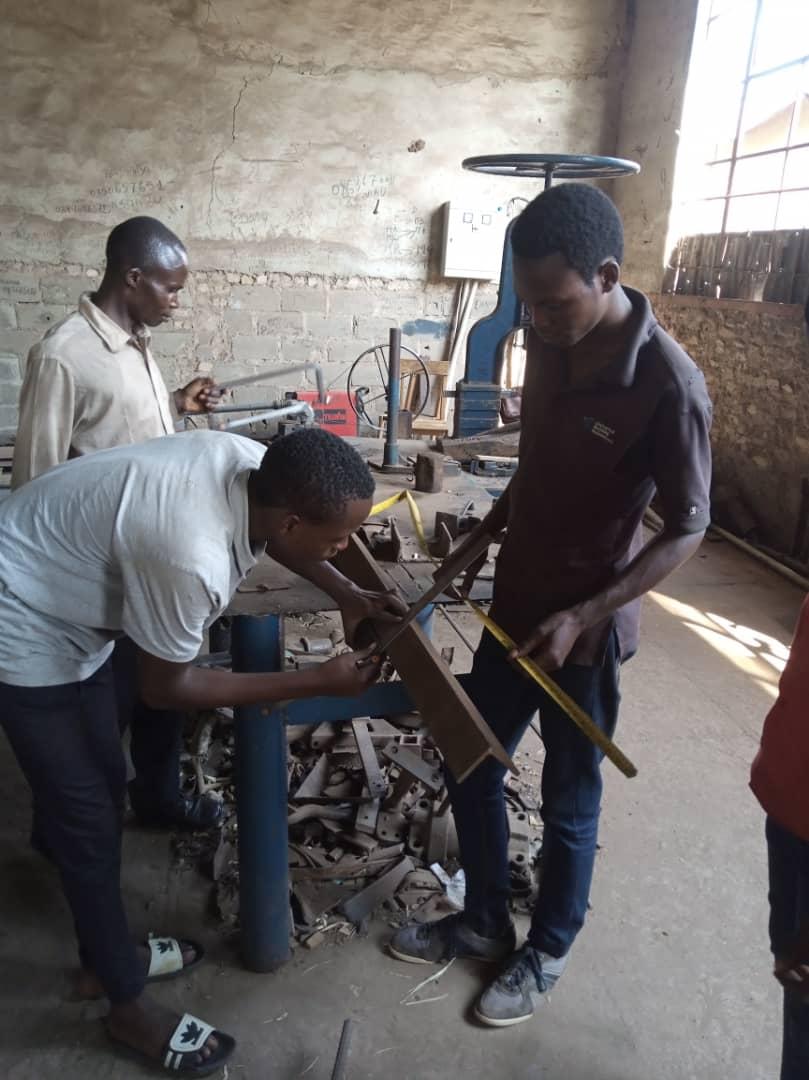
(334, 534, 516, 783)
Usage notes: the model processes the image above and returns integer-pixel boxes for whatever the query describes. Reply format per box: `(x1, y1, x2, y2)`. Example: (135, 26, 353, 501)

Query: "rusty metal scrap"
(177, 698, 542, 947)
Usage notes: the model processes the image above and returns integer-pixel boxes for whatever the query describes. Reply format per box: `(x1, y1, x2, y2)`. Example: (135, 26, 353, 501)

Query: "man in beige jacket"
(13, 215, 225, 831)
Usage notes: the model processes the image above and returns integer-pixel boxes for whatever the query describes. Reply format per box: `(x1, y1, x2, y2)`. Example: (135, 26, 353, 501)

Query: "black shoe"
(131, 793, 224, 831)
(389, 913, 517, 965)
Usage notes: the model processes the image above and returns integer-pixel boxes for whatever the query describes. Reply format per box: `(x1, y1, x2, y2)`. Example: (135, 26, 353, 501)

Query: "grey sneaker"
(474, 944, 568, 1027)
(389, 913, 516, 966)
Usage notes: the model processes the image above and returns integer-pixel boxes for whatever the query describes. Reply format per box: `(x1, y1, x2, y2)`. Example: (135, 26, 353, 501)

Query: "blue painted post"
(231, 613, 291, 972)
(382, 326, 402, 468)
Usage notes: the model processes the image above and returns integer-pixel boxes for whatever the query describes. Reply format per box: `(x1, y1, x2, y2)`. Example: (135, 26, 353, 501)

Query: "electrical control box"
(440, 201, 509, 282)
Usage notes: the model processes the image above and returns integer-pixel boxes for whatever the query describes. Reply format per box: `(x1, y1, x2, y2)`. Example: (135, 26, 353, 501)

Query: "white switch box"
(440, 201, 509, 281)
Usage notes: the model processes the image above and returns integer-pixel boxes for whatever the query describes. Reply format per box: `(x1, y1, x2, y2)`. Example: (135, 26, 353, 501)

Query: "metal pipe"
(224, 402, 314, 431)
(232, 614, 291, 971)
(382, 326, 402, 468)
(331, 1019, 355, 1080)
(210, 401, 281, 413)
(709, 524, 809, 592)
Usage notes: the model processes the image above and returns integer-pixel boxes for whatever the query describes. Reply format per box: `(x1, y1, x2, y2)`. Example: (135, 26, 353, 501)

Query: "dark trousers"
(1, 660, 145, 1004)
(447, 628, 622, 957)
(112, 638, 183, 812)
(766, 816, 809, 1080)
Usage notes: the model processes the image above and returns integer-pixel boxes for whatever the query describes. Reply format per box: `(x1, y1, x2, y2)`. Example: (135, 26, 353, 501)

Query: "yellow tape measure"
(369, 489, 638, 779)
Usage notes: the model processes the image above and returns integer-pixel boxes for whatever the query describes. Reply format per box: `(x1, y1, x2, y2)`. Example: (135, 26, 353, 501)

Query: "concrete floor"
(0, 533, 800, 1079)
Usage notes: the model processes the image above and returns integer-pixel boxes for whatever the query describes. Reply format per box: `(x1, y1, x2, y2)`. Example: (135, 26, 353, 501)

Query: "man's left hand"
(339, 585, 408, 647)
(175, 377, 225, 415)
(510, 607, 585, 672)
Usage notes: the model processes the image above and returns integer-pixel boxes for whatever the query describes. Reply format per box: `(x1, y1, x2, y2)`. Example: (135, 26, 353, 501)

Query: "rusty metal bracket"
(351, 718, 388, 799)
(381, 743, 443, 794)
(339, 856, 415, 924)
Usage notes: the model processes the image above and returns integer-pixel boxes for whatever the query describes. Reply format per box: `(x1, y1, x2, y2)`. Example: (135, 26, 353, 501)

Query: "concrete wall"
(654, 295, 809, 553)
(0, 0, 630, 429)
(611, 0, 700, 294)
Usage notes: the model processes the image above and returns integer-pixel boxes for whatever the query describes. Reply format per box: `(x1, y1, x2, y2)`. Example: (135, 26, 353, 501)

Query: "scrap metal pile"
(178, 674, 543, 950)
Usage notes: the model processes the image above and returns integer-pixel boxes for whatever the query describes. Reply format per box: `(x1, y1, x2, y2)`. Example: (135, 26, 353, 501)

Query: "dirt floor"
(0, 524, 800, 1079)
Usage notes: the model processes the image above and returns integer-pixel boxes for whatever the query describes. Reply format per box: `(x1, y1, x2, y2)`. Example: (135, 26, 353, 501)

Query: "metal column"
(232, 613, 290, 971)
(230, 608, 433, 970)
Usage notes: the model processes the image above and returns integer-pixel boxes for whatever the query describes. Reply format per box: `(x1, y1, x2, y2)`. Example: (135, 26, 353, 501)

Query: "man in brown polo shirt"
(389, 183, 712, 1029)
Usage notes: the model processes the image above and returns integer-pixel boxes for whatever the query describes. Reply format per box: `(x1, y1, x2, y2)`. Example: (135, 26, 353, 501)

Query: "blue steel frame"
(232, 608, 433, 972)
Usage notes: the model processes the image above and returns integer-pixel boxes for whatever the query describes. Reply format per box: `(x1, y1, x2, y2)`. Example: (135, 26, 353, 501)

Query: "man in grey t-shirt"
(0, 427, 401, 1075)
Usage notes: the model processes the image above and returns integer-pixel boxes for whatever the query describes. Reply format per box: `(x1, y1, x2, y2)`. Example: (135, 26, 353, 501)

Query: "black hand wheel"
(346, 342, 430, 432)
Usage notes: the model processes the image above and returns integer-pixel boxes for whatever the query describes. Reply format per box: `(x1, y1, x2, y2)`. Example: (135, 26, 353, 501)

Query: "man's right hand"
(315, 647, 382, 697)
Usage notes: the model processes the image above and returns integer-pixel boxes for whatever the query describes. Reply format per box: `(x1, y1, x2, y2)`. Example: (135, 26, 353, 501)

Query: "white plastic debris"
(430, 863, 466, 910)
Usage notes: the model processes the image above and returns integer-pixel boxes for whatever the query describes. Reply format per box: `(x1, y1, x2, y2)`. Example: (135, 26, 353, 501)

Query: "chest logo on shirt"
(582, 416, 616, 445)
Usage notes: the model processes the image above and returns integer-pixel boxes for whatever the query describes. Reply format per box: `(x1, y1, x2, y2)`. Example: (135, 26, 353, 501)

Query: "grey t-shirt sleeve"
(651, 368, 713, 534)
(120, 559, 223, 663)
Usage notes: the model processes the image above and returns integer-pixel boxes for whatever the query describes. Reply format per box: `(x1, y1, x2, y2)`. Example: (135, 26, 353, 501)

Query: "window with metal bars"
(664, 0, 809, 301)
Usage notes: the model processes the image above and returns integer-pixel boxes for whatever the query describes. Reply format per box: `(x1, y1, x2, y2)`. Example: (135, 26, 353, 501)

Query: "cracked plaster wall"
(0, 0, 630, 431)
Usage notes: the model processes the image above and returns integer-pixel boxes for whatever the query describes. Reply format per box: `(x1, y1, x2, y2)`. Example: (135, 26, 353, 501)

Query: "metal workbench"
(226, 466, 501, 971)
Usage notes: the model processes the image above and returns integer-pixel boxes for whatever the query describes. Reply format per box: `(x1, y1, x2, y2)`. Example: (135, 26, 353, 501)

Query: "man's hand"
(174, 377, 225, 415)
(339, 585, 408, 647)
(316, 647, 383, 696)
(510, 607, 586, 672)
(774, 922, 809, 1003)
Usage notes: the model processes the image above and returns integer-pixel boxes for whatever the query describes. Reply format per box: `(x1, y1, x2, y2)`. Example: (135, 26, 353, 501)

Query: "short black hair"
(105, 216, 187, 274)
(253, 426, 375, 521)
(511, 183, 624, 283)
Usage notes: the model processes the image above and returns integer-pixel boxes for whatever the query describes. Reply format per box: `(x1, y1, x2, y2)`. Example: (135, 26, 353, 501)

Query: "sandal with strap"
(145, 936, 205, 984)
(110, 1011, 236, 1076)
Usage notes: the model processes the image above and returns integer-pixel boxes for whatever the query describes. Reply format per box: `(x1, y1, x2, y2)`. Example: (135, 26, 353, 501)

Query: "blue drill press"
(454, 153, 640, 437)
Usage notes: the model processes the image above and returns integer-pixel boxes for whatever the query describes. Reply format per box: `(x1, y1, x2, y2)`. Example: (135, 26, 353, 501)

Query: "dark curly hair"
(511, 183, 624, 283)
(252, 426, 374, 521)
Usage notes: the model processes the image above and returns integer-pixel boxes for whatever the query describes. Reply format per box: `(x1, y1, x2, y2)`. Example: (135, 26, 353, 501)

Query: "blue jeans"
(766, 816, 809, 1080)
(447, 627, 622, 957)
(112, 637, 184, 813)
(1, 660, 144, 1004)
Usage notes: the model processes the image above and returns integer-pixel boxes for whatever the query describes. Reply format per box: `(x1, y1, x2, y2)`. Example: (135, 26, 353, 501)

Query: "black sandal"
(110, 1011, 236, 1076)
(144, 936, 205, 984)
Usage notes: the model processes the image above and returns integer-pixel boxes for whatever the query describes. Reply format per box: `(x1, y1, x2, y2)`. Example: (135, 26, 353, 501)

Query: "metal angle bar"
(338, 856, 415, 924)
(351, 719, 388, 799)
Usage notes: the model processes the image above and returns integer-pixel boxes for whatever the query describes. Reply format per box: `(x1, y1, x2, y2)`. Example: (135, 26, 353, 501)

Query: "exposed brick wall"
(0, 262, 497, 430)
(653, 294, 809, 552)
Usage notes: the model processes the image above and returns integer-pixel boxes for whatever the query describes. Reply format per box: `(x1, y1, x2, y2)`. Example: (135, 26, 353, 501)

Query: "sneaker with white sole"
(389, 913, 516, 966)
(474, 944, 568, 1027)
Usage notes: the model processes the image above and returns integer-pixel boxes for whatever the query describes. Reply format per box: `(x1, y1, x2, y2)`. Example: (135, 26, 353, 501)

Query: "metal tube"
(382, 326, 402, 468)
(331, 1019, 355, 1080)
(224, 402, 313, 431)
(210, 402, 281, 413)
(232, 614, 291, 971)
